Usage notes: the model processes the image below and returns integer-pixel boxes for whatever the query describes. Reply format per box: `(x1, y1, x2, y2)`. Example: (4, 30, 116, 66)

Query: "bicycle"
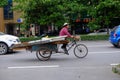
(36, 36, 88, 61)
(65, 37, 88, 58)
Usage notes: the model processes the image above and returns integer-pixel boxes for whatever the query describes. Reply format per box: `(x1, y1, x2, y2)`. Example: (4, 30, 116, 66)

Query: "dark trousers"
(61, 44, 67, 49)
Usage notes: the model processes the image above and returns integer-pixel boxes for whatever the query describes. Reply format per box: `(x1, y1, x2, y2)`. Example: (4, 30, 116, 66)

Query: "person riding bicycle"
(59, 23, 74, 55)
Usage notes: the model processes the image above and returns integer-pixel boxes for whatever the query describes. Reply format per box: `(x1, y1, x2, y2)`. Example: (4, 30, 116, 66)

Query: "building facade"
(0, 0, 22, 35)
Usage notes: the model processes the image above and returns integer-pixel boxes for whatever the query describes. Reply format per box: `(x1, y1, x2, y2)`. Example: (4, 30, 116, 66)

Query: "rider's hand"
(71, 35, 74, 38)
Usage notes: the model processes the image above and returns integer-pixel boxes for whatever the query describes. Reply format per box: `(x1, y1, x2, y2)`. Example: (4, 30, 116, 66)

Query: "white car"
(88, 28, 111, 35)
(0, 32, 21, 55)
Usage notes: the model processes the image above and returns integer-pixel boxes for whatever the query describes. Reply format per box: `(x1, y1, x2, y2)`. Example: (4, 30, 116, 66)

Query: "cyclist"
(59, 23, 74, 55)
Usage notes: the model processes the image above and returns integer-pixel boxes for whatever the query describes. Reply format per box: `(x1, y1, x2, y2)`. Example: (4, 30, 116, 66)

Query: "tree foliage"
(13, 0, 120, 29)
(89, 0, 120, 27)
(13, 0, 89, 27)
(0, 0, 8, 7)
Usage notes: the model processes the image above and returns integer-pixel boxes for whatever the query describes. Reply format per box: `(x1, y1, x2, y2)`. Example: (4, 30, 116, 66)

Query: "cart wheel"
(36, 47, 52, 61)
(74, 44, 88, 58)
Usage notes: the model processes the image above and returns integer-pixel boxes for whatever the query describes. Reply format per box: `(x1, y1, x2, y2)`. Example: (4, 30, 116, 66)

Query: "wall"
(0, 8, 5, 32)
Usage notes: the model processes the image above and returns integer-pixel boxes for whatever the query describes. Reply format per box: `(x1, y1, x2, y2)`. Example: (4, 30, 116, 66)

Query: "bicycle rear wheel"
(74, 44, 88, 58)
(36, 47, 52, 61)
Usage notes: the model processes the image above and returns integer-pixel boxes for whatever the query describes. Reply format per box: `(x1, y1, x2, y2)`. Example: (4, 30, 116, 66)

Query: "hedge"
(20, 34, 109, 42)
(80, 34, 109, 41)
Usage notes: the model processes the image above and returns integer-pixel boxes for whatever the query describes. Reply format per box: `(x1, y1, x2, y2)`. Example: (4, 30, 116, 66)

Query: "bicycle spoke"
(74, 44, 88, 58)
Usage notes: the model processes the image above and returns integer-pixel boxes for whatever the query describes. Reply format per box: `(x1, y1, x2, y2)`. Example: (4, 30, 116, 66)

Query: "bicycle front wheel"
(74, 44, 88, 58)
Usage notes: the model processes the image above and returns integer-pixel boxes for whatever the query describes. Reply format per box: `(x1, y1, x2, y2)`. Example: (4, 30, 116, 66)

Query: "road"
(0, 40, 120, 80)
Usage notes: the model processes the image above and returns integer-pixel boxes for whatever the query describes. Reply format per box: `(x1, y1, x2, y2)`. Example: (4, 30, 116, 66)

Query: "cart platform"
(11, 36, 68, 50)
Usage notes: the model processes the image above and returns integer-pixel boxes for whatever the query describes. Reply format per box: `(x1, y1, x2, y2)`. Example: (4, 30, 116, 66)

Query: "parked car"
(109, 25, 120, 48)
(88, 28, 111, 35)
(0, 32, 21, 55)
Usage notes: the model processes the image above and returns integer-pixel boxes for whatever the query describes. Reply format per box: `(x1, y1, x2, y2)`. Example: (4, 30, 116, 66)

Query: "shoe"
(62, 48, 69, 55)
(64, 51, 69, 55)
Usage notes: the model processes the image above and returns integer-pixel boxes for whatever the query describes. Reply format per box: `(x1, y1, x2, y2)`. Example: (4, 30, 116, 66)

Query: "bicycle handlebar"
(72, 35, 80, 41)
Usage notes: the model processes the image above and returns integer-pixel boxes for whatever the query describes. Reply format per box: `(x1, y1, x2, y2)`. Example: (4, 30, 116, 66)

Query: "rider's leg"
(61, 44, 69, 55)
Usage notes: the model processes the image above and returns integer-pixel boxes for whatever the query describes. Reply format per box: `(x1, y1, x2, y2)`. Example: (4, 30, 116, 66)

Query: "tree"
(0, 0, 8, 7)
(13, 0, 120, 32)
(89, 0, 120, 28)
(13, 0, 66, 27)
(13, 0, 90, 27)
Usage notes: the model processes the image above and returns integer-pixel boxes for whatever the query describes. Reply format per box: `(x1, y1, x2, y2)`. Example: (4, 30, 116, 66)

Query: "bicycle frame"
(56, 38, 80, 53)
(66, 39, 77, 51)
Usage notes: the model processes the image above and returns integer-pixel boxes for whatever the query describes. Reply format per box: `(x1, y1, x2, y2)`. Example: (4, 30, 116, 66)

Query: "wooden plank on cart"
(50, 36, 67, 42)
(51, 40, 69, 44)
(11, 36, 67, 49)
(10, 42, 31, 49)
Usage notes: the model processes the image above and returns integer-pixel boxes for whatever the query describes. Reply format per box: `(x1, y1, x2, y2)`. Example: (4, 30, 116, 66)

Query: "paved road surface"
(0, 40, 120, 80)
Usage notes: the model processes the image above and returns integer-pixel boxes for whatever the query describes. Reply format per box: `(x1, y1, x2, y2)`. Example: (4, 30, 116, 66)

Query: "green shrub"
(20, 37, 42, 42)
(20, 34, 109, 42)
(80, 34, 109, 41)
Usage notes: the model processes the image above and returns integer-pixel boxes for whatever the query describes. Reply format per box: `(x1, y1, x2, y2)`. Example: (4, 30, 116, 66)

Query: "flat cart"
(11, 36, 88, 61)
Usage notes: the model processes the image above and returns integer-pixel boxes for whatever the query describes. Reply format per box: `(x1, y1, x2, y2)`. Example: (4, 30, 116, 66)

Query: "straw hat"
(63, 23, 69, 27)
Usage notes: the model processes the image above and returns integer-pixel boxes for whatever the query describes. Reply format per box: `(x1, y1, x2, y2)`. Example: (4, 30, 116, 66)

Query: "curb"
(111, 64, 120, 75)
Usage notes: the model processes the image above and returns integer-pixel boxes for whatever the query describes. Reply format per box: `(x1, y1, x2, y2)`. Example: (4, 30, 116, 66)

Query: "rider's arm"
(63, 28, 72, 37)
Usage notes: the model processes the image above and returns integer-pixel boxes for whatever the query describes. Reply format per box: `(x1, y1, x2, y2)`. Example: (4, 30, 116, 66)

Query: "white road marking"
(89, 51, 120, 54)
(8, 65, 59, 69)
(87, 45, 112, 47)
(110, 63, 119, 66)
